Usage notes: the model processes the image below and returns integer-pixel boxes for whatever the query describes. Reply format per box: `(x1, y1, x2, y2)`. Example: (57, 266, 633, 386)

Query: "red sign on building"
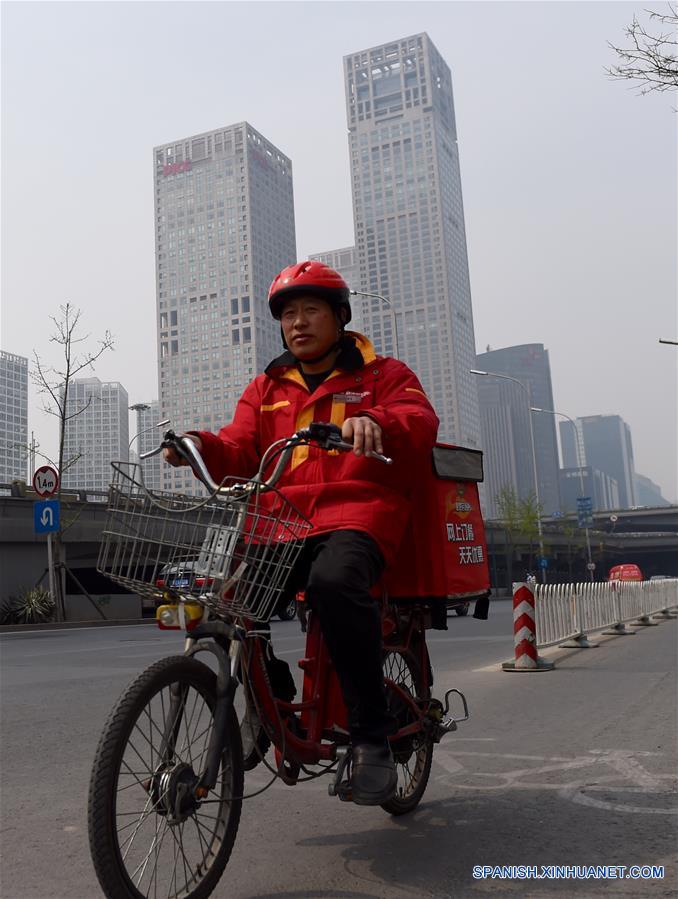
(163, 160, 192, 176)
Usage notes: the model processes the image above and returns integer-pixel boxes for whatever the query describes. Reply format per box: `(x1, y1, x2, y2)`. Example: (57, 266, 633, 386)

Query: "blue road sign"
(538, 556, 549, 569)
(34, 499, 60, 534)
(576, 496, 594, 528)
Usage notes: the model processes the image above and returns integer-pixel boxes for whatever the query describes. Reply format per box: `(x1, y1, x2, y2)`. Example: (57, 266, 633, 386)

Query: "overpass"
(1, 486, 677, 608)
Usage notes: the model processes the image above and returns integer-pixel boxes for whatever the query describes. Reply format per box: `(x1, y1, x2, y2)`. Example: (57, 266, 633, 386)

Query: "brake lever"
(159, 429, 214, 488)
(304, 423, 392, 464)
(330, 434, 393, 465)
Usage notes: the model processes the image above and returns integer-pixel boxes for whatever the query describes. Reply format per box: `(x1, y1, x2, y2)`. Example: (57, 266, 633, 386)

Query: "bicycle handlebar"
(140, 422, 392, 497)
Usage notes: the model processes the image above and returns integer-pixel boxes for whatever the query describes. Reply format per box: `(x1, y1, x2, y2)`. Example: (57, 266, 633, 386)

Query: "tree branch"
(607, 6, 678, 95)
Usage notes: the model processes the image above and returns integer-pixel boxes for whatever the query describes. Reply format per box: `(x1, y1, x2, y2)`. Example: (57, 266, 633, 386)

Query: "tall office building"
(559, 414, 637, 508)
(130, 401, 164, 492)
(559, 466, 619, 514)
(61, 378, 129, 491)
(308, 246, 363, 332)
(634, 473, 669, 507)
(154, 122, 296, 492)
(0, 351, 28, 483)
(344, 33, 480, 446)
(475, 344, 560, 518)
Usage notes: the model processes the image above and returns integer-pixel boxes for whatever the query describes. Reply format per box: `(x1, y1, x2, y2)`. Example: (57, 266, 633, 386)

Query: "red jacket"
(194, 333, 439, 566)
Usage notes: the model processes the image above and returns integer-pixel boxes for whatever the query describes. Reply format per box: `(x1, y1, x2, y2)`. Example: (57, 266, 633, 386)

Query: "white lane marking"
(431, 747, 678, 815)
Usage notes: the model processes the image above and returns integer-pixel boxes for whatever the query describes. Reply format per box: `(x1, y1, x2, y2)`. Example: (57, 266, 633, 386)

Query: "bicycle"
(88, 422, 472, 899)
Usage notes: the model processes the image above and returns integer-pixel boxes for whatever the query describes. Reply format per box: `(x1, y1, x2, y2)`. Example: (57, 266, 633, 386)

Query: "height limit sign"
(33, 465, 59, 498)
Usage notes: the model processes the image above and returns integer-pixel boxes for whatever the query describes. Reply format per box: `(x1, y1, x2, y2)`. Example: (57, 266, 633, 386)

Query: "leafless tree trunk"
(31, 303, 114, 620)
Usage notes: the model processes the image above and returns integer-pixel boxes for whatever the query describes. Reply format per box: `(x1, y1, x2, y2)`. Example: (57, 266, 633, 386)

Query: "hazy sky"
(2, 1, 676, 500)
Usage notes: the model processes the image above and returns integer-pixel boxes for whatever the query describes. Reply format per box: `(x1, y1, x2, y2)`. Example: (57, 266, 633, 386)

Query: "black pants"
(291, 529, 396, 743)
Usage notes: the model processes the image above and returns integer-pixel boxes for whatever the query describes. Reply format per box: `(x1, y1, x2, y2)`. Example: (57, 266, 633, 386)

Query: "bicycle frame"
(173, 594, 435, 788)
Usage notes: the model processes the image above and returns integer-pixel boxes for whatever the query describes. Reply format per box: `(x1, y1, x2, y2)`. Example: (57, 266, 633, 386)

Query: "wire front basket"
(97, 462, 311, 623)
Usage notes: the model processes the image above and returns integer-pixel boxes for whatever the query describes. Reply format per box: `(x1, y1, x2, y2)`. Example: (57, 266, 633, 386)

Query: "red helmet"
(268, 261, 351, 323)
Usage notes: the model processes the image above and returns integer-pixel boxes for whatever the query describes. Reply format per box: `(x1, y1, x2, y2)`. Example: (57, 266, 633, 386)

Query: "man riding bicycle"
(164, 260, 439, 805)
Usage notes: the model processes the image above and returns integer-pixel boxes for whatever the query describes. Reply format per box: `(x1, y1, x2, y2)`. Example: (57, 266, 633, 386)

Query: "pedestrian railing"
(503, 579, 678, 672)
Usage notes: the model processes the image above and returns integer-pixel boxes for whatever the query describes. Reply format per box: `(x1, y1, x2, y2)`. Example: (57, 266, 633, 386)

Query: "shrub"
(0, 588, 55, 624)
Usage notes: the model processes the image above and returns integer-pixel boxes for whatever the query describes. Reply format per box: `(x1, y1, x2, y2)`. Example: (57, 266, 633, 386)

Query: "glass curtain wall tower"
(154, 123, 296, 492)
(61, 378, 129, 492)
(344, 33, 480, 446)
(0, 351, 28, 482)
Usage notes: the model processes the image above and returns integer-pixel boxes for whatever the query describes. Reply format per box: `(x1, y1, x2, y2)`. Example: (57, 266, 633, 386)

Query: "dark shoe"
(351, 742, 397, 805)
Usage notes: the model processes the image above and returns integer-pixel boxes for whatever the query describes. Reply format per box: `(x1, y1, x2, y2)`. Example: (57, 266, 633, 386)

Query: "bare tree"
(607, 5, 678, 95)
(31, 303, 114, 619)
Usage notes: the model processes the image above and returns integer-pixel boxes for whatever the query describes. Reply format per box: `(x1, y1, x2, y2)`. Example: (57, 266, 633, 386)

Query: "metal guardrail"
(535, 579, 678, 648)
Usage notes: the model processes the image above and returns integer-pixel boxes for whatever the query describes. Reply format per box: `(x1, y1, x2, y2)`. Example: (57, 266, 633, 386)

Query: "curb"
(1, 593, 514, 633)
(0, 618, 154, 633)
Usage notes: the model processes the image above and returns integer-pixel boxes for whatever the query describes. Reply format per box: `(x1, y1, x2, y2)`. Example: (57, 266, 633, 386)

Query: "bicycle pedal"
(328, 780, 353, 802)
(336, 782, 353, 802)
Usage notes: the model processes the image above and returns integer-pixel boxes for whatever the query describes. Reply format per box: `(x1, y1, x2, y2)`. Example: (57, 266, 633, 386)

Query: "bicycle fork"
(168, 633, 240, 795)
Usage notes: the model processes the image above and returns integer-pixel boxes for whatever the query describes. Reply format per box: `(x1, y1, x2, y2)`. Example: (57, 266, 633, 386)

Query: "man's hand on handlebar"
(163, 434, 203, 467)
(342, 416, 383, 457)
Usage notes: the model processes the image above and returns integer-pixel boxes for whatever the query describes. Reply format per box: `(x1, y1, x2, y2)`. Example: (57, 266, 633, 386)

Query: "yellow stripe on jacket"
(291, 405, 316, 470)
(260, 401, 291, 412)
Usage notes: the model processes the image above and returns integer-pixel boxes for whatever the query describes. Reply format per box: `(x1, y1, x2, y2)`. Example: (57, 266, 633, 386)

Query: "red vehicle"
(89, 423, 490, 899)
(608, 563, 644, 582)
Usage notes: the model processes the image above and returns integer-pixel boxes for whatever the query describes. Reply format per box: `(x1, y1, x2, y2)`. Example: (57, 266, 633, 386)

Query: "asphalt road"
(1, 602, 676, 899)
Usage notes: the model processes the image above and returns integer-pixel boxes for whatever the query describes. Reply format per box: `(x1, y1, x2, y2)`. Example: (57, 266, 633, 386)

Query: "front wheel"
(381, 646, 433, 816)
(88, 655, 243, 899)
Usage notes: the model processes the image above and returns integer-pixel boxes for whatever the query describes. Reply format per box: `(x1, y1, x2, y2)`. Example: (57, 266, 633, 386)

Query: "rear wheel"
(381, 646, 433, 816)
(88, 655, 243, 899)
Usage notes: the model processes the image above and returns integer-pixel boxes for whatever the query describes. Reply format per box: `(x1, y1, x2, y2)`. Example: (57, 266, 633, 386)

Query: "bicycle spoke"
(91, 658, 242, 899)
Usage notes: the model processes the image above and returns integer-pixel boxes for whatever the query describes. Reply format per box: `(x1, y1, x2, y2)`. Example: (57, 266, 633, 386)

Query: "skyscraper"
(344, 33, 480, 446)
(475, 344, 561, 518)
(634, 472, 669, 507)
(308, 246, 358, 292)
(559, 466, 619, 513)
(61, 378, 129, 491)
(561, 414, 637, 508)
(308, 246, 363, 332)
(0, 351, 28, 483)
(154, 122, 296, 492)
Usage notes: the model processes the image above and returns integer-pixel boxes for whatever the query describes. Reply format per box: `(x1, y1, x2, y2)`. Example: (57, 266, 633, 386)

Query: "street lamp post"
(531, 406, 594, 581)
(470, 369, 547, 582)
(350, 290, 400, 359)
(128, 403, 170, 452)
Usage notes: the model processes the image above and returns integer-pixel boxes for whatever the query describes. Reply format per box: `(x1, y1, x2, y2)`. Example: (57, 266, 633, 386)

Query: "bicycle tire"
(380, 645, 433, 816)
(88, 655, 243, 899)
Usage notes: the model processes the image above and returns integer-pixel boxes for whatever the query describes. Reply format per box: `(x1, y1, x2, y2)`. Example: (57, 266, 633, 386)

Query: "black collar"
(265, 334, 365, 378)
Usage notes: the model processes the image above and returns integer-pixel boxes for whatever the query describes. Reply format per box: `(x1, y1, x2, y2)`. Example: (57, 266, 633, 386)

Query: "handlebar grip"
(160, 430, 221, 490)
(305, 422, 392, 464)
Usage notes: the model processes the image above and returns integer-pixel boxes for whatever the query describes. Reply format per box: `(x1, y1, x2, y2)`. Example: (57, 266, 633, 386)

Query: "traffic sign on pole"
(34, 499, 60, 534)
(33, 465, 59, 498)
(577, 496, 593, 528)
